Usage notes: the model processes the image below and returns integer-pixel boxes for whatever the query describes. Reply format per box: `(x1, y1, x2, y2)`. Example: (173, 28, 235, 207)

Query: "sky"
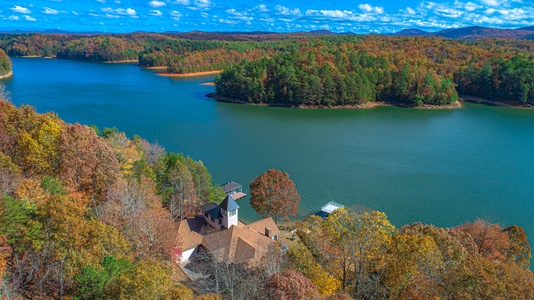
(0, 0, 533, 33)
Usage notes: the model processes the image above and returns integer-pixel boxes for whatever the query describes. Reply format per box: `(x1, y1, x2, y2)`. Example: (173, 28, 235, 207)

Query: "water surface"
(4, 58, 534, 254)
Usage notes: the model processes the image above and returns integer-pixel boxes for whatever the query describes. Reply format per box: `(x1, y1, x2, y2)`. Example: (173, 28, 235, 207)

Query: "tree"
(250, 169, 300, 224)
(264, 270, 319, 300)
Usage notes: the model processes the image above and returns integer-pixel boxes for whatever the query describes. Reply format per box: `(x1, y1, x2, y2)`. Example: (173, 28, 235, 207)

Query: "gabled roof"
(222, 181, 242, 193)
(177, 216, 207, 250)
(220, 194, 240, 211)
(201, 202, 222, 219)
(201, 225, 275, 265)
(246, 217, 280, 237)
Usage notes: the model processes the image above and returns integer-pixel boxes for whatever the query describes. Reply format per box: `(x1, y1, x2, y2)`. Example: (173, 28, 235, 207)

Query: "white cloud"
(11, 5, 31, 14)
(406, 7, 416, 15)
(194, 0, 212, 8)
(170, 10, 181, 20)
(101, 7, 136, 16)
(219, 18, 238, 24)
(24, 15, 36, 21)
(149, 9, 163, 16)
(7, 15, 19, 20)
(358, 4, 384, 14)
(172, 0, 190, 4)
(480, 0, 508, 6)
(305, 9, 352, 19)
(435, 7, 464, 18)
(464, 2, 480, 11)
(474, 15, 504, 23)
(148, 1, 166, 8)
(254, 4, 268, 12)
(72, 10, 79, 15)
(274, 5, 301, 16)
(96, 0, 106, 3)
(42, 7, 59, 15)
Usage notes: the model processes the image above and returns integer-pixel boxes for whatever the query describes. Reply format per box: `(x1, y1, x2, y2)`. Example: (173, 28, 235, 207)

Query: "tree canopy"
(250, 169, 301, 224)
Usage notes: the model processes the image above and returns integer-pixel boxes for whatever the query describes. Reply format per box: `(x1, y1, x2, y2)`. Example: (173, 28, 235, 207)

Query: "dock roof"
(321, 201, 345, 214)
(222, 181, 242, 193)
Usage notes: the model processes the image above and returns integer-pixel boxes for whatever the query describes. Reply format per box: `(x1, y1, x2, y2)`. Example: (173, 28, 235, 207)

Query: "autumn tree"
(264, 270, 319, 300)
(100, 176, 178, 260)
(250, 169, 301, 224)
(456, 219, 510, 261)
(58, 123, 120, 202)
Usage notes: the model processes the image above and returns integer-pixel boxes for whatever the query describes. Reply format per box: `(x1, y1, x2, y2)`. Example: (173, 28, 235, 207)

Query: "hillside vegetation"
(215, 36, 534, 107)
(0, 49, 11, 77)
(0, 97, 223, 299)
(1, 33, 534, 106)
(0, 94, 533, 299)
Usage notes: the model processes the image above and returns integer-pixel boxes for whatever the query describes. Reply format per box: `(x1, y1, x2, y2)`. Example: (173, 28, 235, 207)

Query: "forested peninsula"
(0, 49, 12, 79)
(0, 95, 533, 299)
(1, 32, 534, 107)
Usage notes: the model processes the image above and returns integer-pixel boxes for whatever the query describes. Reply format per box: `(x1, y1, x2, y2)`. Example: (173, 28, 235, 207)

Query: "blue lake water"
(3, 58, 534, 261)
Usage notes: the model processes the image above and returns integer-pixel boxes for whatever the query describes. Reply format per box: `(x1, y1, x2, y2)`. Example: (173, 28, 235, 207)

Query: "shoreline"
(206, 93, 463, 110)
(101, 59, 139, 64)
(158, 70, 222, 78)
(142, 66, 167, 70)
(0, 70, 13, 80)
(460, 95, 533, 108)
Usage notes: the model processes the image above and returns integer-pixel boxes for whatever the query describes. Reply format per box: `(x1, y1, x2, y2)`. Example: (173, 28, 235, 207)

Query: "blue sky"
(0, 0, 533, 33)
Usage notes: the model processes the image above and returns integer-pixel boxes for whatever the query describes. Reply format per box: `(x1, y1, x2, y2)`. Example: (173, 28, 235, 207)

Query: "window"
(204, 211, 208, 218)
(210, 216, 215, 222)
(229, 210, 236, 217)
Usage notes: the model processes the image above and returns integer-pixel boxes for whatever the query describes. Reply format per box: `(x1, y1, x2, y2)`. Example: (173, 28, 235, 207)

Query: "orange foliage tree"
(250, 169, 301, 224)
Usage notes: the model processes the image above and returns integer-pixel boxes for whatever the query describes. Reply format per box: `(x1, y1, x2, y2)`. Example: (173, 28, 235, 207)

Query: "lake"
(3, 58, 534, 251)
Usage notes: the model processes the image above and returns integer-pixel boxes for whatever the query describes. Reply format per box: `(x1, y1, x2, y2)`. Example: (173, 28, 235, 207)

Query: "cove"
(4, 58, 534, 256)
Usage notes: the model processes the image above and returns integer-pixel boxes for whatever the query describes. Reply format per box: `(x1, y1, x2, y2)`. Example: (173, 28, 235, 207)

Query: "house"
(177, 194, 280, 263)
(315, 201, 344, 219)
(221, 181, 246, 200)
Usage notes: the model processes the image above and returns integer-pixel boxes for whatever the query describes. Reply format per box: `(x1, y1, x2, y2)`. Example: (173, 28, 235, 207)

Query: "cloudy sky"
(0, 0, 532, 33)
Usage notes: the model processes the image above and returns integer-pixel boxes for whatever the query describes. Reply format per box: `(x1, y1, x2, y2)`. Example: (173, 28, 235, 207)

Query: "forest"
(215, 36, 534, 106)
(0, 49, 11, 77)
(1, 33, 534, 105)
(0, 84, 533, 298)
(0, 91, 224, 299)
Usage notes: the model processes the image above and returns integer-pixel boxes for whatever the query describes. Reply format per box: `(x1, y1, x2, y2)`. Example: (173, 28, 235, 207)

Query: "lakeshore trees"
(250, 169, 301, 224)
(2, 33, 534, 105)
(1, 94, 533, 298)
(0, 49, 11, 77)
(296, 208, 534, 299)
(0, 98, 219, 299)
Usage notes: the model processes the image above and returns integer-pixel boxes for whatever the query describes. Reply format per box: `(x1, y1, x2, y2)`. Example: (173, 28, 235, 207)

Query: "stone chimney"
(265, 227, 272, 238)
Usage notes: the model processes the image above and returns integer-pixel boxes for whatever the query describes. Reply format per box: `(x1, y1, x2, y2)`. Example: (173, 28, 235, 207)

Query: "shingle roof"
(201, 202, 222, 219)
(246, 217, 280, 237)
(221, 182, 241, 193)
(201, 225, 275, 265)
(177, 216, 207, 250)
(220, 194, 240, 211)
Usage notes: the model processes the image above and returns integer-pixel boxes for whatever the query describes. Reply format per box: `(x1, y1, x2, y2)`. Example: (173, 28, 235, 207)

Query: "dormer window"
(221, 208, 226, 216)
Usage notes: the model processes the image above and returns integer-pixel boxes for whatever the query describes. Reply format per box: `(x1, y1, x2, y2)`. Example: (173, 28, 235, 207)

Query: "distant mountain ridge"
(392, 25, 534, 40)
(1, 26, 534, 41)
